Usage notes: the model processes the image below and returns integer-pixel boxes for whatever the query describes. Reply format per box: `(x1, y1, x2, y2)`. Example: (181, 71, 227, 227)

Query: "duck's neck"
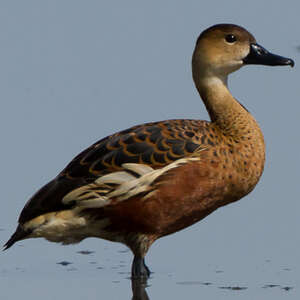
(193, 72, 255, 136)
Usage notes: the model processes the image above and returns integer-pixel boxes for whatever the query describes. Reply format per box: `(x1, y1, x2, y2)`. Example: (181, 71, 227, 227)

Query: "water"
(1, 229, 298, 300)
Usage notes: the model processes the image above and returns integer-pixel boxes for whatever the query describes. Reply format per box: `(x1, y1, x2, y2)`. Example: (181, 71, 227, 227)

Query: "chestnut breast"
(100, 119, 265, 238)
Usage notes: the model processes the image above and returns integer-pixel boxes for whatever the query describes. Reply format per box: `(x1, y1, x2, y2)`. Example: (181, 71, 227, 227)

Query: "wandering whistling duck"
(4, 24, 294, 279)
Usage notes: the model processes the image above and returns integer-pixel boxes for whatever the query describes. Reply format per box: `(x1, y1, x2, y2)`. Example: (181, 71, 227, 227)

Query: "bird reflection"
(131, 278, 150, 300)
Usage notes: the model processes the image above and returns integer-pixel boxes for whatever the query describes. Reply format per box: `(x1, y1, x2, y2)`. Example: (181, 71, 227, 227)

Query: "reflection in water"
(56, 261, 73, 266)
(77, 250, 95, 255)
(262, 284, 280, 288)
(263, 284, 293, 291)
(129, 278, 295, 299)
(177, 281, 213, 286)
(219, 286, 247, 290)
(131, 278, 149, 300)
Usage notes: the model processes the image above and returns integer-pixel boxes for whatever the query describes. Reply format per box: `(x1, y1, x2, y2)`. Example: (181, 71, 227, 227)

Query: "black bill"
(243, 43, 294, 67)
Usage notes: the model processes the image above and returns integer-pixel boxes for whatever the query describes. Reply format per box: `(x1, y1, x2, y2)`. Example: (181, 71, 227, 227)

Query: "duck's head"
(192, 24, 294, 83)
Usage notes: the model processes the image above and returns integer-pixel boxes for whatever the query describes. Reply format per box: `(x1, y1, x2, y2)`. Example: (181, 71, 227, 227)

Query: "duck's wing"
(18, 119, 211, 225)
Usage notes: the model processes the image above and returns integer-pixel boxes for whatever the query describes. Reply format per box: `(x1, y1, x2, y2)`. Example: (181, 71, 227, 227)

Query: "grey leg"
(131, 256, 151, 279)
(131, 276, 150, 300)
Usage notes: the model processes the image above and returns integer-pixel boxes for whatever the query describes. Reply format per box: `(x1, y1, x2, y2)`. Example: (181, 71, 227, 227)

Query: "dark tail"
(3, 224, 30, 250)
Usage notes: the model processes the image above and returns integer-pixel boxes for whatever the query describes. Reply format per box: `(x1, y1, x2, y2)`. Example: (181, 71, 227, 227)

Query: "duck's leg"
(127, 233, 154, 279)
(132, 255, 151, 279)
(131, 276, 150, 300)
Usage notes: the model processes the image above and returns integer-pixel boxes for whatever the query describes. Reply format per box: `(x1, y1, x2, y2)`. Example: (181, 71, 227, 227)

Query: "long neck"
(193, 70, 257, 137)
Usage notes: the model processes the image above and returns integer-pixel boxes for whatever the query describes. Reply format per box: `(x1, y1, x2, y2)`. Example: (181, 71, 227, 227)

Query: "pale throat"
(194, 73, 254, 134)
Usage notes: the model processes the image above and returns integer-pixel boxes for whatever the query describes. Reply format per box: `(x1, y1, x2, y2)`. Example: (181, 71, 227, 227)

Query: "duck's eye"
(225, 34, 237, 43)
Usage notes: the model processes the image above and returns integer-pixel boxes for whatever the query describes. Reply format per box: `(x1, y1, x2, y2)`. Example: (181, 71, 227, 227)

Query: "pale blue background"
(1, 1, 299, 299)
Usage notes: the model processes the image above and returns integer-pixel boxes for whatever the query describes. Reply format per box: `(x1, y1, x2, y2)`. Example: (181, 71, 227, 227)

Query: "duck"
(4, 24, 294, 279)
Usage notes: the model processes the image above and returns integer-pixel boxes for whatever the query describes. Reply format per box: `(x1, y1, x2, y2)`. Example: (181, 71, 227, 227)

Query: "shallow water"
(1, 229, 298, 300)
